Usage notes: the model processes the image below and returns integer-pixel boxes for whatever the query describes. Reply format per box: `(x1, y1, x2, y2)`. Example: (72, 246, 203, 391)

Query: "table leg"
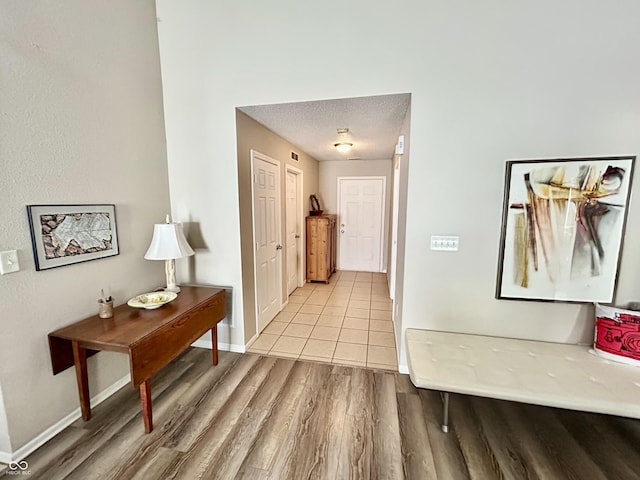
(71, 340, 91, 421)
(211, 326, 218, 365)
(441, 392, 450, 433)
(140, 380, 153, 433)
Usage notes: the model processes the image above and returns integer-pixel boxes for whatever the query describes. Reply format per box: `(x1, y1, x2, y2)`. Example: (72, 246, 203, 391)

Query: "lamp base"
(164, 259, 181, 294)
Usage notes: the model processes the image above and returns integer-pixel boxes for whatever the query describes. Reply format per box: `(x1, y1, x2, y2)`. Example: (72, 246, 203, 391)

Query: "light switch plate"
(0, 250, 20, 274)
(430, 236, 459, 251)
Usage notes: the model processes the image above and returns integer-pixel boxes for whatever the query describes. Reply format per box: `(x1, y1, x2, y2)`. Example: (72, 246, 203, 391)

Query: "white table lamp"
(144, 215, 194, 293)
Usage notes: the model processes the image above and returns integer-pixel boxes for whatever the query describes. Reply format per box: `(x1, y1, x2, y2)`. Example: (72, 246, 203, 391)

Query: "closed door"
(338, 177, 385, 272)
(285, 168, 302, 295)
(252, 151, 282, 332)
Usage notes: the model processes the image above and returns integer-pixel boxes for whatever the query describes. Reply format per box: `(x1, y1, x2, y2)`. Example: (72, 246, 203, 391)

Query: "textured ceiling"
(238, 93, 411, 162)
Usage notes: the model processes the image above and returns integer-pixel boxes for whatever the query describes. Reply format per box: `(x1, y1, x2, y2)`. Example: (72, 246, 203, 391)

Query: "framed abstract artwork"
(27, 204, 119, 271)
(496, 156, 635, 303)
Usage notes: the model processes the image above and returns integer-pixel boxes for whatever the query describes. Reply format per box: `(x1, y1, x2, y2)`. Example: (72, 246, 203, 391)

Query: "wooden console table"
(48, 286, 226, 433)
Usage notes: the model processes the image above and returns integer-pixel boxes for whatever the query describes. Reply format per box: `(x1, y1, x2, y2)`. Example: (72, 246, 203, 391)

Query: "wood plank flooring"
(4, 349, 640, 479)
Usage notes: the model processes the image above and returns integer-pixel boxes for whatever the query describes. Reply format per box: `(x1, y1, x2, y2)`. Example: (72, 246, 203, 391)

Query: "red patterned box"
(594, 303, 640, 366)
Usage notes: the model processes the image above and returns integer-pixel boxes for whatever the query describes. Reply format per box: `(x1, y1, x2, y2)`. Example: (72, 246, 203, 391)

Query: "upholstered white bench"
(405, 328, 640, 432)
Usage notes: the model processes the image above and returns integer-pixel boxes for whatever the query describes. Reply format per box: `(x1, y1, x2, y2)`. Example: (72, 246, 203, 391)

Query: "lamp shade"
(144, 223, 195, 260)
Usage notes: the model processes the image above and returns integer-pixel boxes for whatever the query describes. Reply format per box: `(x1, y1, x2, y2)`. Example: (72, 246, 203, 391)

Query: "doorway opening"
(236, 93, 411, 361)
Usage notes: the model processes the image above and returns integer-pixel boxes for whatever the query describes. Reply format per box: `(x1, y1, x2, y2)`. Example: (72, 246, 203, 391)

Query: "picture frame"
(495, 156, 635, 303)
(27, 204, 119, 271)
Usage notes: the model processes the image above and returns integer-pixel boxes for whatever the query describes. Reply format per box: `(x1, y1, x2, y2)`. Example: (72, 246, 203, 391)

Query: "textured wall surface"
(0, 0, 169, 452)
(0, 387, 9, 455)
(156, 0, 640, 373)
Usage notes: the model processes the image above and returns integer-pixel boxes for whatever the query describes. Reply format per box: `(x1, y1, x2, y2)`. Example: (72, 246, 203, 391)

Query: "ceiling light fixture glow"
(334, 142, 353, 153)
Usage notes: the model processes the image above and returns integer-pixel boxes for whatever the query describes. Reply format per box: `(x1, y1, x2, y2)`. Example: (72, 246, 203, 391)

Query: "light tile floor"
(247, 271, 398, 371)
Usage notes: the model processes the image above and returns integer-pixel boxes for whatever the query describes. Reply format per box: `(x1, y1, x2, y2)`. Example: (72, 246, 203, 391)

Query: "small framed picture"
(27, 204, 119, 271)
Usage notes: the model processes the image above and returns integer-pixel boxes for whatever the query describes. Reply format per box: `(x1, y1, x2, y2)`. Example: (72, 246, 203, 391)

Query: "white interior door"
(285, 167, 302, 295)
(338, 177, 385, 272)
(252, 151, 282, 332)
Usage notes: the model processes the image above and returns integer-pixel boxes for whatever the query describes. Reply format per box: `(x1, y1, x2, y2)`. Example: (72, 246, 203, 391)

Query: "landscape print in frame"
(27, 204, 119, 271)
(496, 156, 635, 303)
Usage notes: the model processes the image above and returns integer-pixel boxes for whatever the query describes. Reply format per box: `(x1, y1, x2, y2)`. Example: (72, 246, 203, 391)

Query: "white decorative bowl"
(127, 291, 177, 310)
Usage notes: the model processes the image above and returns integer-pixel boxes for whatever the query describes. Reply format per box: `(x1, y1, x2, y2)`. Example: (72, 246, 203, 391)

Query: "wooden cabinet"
(306, 214, 337, 283)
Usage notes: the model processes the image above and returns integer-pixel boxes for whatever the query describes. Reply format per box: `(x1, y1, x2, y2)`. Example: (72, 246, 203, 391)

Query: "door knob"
(276, 244, 282, 250)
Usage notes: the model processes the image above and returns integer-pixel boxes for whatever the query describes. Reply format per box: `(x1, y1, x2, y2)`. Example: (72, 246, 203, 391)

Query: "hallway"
(247, 271, 398, 370)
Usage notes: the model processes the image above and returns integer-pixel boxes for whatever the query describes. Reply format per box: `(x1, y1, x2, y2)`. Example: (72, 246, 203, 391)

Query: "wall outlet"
(430, 235, 459, 251)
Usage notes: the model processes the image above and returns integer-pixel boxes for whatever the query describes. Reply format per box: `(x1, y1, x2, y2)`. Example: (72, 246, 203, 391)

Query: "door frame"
(250, 149, 283, 334)
(336, 175, 386, 272)
(389, 157, 401, 300)
(285, 164, 305, 292)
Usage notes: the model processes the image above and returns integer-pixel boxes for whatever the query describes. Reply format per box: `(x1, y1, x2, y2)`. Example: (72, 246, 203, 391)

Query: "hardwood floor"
(4, 349, 640, 479)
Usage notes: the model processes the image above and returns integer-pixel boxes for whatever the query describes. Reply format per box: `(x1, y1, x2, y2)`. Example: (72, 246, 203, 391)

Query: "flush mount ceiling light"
(334, 128, 353, 153)
(334, 142, 353, 153)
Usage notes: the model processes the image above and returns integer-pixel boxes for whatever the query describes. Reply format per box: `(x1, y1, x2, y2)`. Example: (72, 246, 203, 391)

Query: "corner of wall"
(0, 383, 12, 464)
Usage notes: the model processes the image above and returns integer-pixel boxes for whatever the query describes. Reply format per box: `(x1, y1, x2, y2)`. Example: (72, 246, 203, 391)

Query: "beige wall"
(0, 0, 169, 454)
(319, 160, 393, 271)
(0, 387, 9, 455)
(236, 111, 319, 343)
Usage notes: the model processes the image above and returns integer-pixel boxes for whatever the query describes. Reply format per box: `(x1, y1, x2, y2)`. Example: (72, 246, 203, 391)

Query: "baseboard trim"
(0, 449, 11, 465)
(1, 340, 246, 464)
(191, 339, 245, 353)
(244, 333, 259, 350)
(0, 374, 131, 464)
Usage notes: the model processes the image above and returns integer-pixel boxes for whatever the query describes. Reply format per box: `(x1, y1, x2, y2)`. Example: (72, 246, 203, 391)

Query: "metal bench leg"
(441, 392, 450, 433)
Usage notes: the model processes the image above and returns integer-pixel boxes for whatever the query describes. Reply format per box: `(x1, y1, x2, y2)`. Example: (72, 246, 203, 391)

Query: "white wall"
(157, 6, 247, 352)
(0, 0, 169, 454)
(155, 0, 640, 372)
(319, 160, 393, 270)
(391, 105, 412, 359)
